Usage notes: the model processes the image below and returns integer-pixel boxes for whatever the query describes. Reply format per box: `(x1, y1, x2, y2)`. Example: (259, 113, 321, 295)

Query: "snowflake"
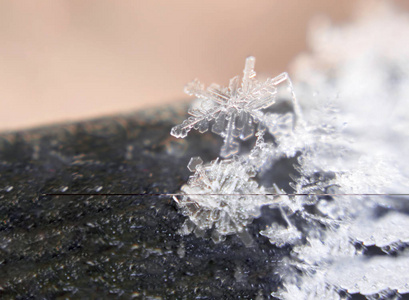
(171, 56, 300, 158)
(173, 156, 274, 244)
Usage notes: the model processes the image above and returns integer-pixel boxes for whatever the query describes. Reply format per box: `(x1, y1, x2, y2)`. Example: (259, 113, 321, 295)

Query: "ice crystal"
(171, 2, 409, 298)
(260, 223, 301, 248)
(171, 56, 301, 158)
(173, 157, 273, 244)
(326, 256, 409, 296)
(271, 2, 409, 299)
(349, 211, 409, 248)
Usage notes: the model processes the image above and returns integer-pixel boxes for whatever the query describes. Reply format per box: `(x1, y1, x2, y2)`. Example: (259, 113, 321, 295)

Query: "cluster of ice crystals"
(349, 211, 409, 248)
(272, 2, 409, 299)
(260, 223, 301, 248)
(275, 272, 343, 300)
(172, 56, 305, 243)
(171, 2, 409, 298)
(174, 157, 274, 244)
(325, 255, 409, 296)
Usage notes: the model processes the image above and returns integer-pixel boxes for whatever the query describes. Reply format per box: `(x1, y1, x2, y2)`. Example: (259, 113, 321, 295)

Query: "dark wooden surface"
(0, 106, 285, 299)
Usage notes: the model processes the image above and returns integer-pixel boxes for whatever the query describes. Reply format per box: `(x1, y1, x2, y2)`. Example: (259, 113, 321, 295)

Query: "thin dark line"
(41, 193, 409, 197)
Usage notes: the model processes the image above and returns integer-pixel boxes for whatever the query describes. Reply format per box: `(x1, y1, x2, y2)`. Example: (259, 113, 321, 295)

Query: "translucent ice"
(171, 56, 301, 158)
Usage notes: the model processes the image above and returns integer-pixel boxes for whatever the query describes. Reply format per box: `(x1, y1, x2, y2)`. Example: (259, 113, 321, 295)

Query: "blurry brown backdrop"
(0, 0, 406, 131)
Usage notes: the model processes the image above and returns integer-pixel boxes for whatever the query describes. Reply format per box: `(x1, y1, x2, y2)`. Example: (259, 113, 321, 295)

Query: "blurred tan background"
(0, 0, 406, 131)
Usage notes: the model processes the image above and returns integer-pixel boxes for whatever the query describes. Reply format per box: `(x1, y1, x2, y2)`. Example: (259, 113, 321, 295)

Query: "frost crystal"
(174, 157, 273, 243)
(349, 211, 409, 248)
(326, 256, 409, 296)
(171, 56, 301, 158)
(171, 2, 409, 298)
(260, 223, 301, 248)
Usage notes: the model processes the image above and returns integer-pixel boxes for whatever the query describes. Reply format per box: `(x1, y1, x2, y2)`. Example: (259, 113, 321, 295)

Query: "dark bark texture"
(0, 106, 286, 299)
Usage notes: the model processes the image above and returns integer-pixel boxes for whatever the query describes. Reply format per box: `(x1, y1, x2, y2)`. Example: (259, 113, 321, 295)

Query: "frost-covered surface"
(171, 1, 409, 299)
